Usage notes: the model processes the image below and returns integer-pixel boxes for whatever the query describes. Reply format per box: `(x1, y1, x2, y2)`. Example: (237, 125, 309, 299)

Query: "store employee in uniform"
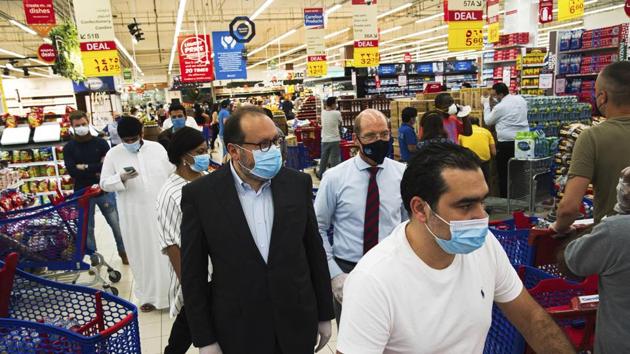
(314, 108, 407, 325)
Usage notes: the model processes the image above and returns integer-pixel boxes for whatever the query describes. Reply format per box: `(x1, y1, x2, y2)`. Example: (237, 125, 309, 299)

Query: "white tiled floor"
(88, 162, 335, 354)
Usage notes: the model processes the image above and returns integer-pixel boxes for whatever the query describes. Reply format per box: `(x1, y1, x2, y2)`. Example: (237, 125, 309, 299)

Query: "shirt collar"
(353, 155, 385, 171)
(229, 161, 271, 193)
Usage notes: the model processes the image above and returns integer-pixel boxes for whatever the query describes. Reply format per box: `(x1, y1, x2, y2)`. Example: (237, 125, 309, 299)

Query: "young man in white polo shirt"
(337, 142, 574, 354)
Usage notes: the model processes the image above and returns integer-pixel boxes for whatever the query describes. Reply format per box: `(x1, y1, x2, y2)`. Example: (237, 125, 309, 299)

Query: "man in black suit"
(181, 106, 335, 354)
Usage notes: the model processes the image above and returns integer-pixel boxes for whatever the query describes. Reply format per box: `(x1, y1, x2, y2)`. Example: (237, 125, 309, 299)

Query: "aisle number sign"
(73, 0, 121, 77)
(558, 0, 584, 21)
(448, 21, 484, 51)
(447, 0, 484, 21)
(353, 0, 379, 68)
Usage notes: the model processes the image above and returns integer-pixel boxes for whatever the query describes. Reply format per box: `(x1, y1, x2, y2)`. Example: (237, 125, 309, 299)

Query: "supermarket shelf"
(564, 73, 599, 78)
(493, 44, 526, 50)
(34, 190, 72, 197)
(485, 59, 517, 64)
(521, 75, 540, 79)
(558, 45, 620, 55)
(492, 77, 519, 80)
(522, 63, 546, 68)
(3, 180, 24, 190)
(21, 176, 63, 182)
(521, 86, 540, 89)
(9, 161, 56, 168)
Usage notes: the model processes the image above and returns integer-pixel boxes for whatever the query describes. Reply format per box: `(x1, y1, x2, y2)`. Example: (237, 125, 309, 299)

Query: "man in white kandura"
(100, 116, 173, 312)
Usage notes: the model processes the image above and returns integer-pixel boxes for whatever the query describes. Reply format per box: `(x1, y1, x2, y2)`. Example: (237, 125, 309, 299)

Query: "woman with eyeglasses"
(157, 127, 211, 354)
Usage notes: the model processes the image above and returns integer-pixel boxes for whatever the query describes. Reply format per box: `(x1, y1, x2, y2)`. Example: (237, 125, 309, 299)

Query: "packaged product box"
(515, 132, 536, 160)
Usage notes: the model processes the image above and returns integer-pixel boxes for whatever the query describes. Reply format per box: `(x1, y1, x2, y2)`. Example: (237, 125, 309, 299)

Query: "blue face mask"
(123, 140, 142, 154)
(188, 153, 210, 173)
(171, 116, 186, 130)
(238, 144, 282, 180)
(425, 206, 488, 254)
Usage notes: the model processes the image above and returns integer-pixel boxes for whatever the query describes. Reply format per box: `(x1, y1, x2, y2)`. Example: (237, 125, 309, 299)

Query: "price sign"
(307, 61, 327, 77)
(539, 0, 554, 23)
(488, 22, 500, 43)
(81, 50, 121, 77)
(354, 41, 380, 68)
(447, 21, 484, 51)
(539, 73, 553, 89)
(502, 67, 512, 84)
(447, 0, 484, 21)
(558, 0, 584, 21)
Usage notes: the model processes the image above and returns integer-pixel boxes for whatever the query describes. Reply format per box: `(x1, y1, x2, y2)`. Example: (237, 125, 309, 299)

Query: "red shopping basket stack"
(0, 253, 140, 353)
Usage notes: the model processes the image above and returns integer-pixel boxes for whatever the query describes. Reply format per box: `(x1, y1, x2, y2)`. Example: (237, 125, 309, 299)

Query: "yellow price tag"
(344, 59, 354, 68)
(558, 0, 584, 21)
(353, 46, 380, 68)
(516, 55, 523, 71)
(81, 50, 122, 77)
(488, 23, 500, 44)
(307, 61, 328, 77)
(448, 21, 484, 51)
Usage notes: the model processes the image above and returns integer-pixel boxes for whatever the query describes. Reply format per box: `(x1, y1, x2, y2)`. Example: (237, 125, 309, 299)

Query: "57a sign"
(447, 0, 484, 21)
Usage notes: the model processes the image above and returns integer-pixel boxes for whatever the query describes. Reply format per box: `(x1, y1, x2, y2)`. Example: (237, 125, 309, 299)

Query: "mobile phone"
(124, 167, 136, 174)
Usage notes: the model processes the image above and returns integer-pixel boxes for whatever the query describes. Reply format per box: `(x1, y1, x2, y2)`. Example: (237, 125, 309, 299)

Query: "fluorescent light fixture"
(325, 27, 350, 39)
(248, 29, 297, 57)
(415, 13, 443, 24)
(381, 26, 402, 35)
(168, 0, 188, 74)
(251, 0, 274, 20)
(380, 33, 449, 53)
(327, 4, 343, 15)
(377, 3, 413, 19)
(29, 71, 52, 78)
(1, 75, 16, 79)
(0, 47, 26, 58)
(9, 20, 37, 36)
(248, 44, 307, 69)
(583, 3, 624, 16)
(43, 38, 52, 44)
(327, 40, 353, 51)
(382, 25, 448, 45)
(539, 21, 583, 32)
(384, 41, 448, 56)
(115, 37, 143, 74)
(29, 58, 49, 66)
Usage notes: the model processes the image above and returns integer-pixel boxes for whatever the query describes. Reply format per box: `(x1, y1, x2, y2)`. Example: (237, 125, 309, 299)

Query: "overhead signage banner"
(447, 0, 484, 21)
(539, 0, 554, 24)
(73, 0, 120, 77)
(212, 31, 247, 80)
(177, 35, 215, 83)
(23, 0, 56, 37)
(352, 0, 379, 68)
(305, 8, 327, 77)
(486, 0, 500, 43)
(448, 21, 484, 51)
(304, 8, 325, 27)
(558, 0, 584, 22)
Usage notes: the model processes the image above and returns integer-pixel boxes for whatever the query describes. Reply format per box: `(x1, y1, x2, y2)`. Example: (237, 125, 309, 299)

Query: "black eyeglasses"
(240, 136, 281, 152)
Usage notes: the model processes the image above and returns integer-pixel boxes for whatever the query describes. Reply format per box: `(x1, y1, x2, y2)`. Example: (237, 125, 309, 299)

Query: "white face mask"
(74, 126, 90, 136)
(447, 104, 458, 116)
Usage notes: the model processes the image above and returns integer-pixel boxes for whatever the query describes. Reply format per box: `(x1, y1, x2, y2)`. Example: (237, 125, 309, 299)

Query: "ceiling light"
(415, 13, 443, 24)
(248, 44, 307, 69)
(325, 27, 350, 39)
(248, 29, 297, 57)
(251, 0, 274, 20)
(384, 41, 448, 56)
(5, 62, 14, 70)
(115, 37, 143, 74)
(29, 71, 52, 78)
(0, 48, 26, 59)
(539, 21, 583, 32)
(327, 4, 343, 15)
(29, 58, 49, 66)
(583, 3, 624, 16)
(380, 33, 449, 53)
(381, 26, 402, 35)
(328, 40, 353, 51)
(382, 25, 448, 45)
(377, 3, 413, 19)
(2, 74, 15, 79)
(9, 20, 37, 36)
(168, 0, 188, 74)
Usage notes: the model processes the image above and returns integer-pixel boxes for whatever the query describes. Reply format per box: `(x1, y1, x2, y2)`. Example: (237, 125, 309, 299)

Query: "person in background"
(318, 96, 343, 179)
(158, 102, 189, 150)
(194, 103, 212, 148)
(181, 106, 334, 354)
(461, 82, 473, 88)
(104, 112, 123, 146)
(434, 93, 472, 144)
(65, 110, 127, 265)
(417, 111, 450, 149)
(157, 104, 167, 126)
(458, 115, 496, 185)
(158, 127, 210, 354)
(558, 166, 630, 353)
(218, 99, 231, 157)
(337, 143, 575, 354)
(281, 94, 295, 120)
(100, 116, 173, 313)
(482, 82, 529, 198)
(315, 109, 407, 325)
(398, 107, 418, 163)
(163, 105, 200, 131)
(209, 103, 220, 152)
(553, 61, 630, 231)
(130, 107, 139, 118)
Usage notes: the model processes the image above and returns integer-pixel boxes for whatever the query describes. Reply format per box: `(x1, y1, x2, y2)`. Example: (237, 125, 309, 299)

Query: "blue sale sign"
(212, 31, 247, 80)
(304, 8, 324, 27)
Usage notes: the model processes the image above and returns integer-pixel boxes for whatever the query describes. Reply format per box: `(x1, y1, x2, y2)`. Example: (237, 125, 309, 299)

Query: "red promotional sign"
(539, 0, 554, 24)
(23, 0, 56, 36)
(446, 0, 484, 21)
(625, 0, 630, 18)
(177, 35, 215, 83)
(37, 43, 57, 63)
(403, 53, 412, 63)
(487, 0, 500, 24)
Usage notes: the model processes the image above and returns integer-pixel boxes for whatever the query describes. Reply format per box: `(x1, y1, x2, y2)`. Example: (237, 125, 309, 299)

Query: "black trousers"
(333, 257, 357, 328)
(496, 141, 515, 198)
(164, 307, 192, 354)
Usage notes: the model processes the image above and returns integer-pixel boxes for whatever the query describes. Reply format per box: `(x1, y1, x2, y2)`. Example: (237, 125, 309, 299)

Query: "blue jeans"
(86, 192, 125, 254)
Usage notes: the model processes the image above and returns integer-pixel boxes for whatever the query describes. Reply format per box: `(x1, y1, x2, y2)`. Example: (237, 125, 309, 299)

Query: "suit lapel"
(216, 166, 267, 267)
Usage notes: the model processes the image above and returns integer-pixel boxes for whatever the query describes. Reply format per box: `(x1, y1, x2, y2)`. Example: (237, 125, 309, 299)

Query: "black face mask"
(360, 139, 390, 165)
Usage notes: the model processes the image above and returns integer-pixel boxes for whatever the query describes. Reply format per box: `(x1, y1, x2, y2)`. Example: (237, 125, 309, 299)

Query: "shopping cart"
(0, 187, 122, 296)
(0, 252, 141, 353)
(484, 265, 598, 354)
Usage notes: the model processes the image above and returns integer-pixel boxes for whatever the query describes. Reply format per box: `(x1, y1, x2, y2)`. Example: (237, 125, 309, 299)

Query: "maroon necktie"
(363, 167, 380, 254)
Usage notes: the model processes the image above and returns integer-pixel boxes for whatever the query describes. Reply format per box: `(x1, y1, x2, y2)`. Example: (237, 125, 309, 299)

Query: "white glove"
(120, 170, 139, 182)
(331, 273, 348, 304)
(314, 321, 332, 352)
(199, 343, 222, 354)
